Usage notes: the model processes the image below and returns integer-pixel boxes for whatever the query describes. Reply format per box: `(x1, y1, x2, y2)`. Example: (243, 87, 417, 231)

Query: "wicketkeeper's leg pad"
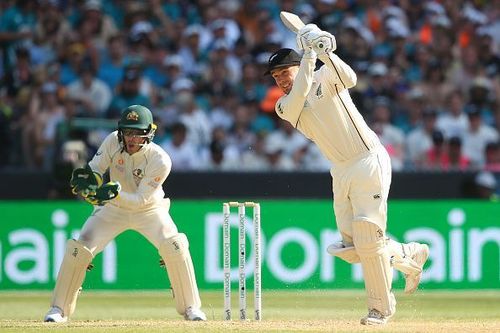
(353, 221, 395, 317)
(51, 239, 93, 318)
(158, 233, 201, 315)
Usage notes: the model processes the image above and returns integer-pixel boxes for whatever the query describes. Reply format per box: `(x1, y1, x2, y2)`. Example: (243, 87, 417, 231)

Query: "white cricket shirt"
(275, 52, 381, 165)
(89, 131, 171, 210)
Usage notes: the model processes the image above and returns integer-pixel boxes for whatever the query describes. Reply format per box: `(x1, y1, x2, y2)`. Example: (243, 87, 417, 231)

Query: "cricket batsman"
(44, 105, 207, 322)
(266, 26, 429, 325)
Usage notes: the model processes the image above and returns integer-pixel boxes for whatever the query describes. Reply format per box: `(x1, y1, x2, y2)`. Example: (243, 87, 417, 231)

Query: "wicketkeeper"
(266, 26, 429, 325)
(44, 105, 207, 322)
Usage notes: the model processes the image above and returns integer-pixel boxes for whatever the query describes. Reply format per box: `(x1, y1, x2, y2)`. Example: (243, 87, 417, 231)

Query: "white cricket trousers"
(77, 198, 178, 255)
(331, 146, 392, 242)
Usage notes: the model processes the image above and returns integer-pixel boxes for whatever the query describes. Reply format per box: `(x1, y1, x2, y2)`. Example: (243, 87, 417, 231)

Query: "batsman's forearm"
(277, 53, 316, 125)
(319, 53, 357, 89)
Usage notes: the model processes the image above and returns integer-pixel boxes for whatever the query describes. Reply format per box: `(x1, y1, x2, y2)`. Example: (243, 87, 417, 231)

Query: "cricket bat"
(280, 11, 305, 34)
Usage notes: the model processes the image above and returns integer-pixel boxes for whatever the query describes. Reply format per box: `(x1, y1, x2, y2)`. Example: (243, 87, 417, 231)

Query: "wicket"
(222, 201, 262, 321)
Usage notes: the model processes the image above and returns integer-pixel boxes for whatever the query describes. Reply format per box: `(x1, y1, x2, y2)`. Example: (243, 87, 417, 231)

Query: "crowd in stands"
(0, 0, 499, 185)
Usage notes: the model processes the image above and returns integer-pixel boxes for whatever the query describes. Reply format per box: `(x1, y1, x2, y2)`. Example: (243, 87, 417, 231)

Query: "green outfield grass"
(0, 290, 499, 332)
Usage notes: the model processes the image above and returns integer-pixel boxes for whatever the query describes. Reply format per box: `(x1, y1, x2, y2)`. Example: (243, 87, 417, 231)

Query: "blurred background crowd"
(0, 0, 499, 183)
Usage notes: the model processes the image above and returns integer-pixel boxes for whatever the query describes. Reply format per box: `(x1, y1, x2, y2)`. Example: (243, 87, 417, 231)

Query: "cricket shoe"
(404, 243, 429, 294)
(360, 309, 392, 325)
(184, 306, 207, 321)
(44, 306, 67, 323)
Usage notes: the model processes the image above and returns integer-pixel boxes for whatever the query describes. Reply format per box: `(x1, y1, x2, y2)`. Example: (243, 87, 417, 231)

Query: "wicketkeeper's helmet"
(117, 105, 157, 148)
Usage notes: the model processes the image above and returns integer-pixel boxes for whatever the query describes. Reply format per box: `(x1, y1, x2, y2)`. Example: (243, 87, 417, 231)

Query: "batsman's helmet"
(117, 105, 157, 147)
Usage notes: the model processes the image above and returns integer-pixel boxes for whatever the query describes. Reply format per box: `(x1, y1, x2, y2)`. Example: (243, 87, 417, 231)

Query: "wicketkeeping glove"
(70, 165, 103, 197)
(84, 182, 121, 206)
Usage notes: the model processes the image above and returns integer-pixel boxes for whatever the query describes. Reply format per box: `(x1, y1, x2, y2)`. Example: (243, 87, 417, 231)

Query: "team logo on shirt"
(277, 103, 284, 114)
(315, 83, 323, 99)
(133, 168, 144, 179)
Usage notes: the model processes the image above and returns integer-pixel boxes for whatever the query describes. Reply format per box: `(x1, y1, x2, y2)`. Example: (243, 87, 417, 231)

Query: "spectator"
(0, 1, 498, 174)
(0, 0, 37, 73)
(462, 105, 499, 168)
(473, 171, 498, 200)
(370, 97, 405, 171)
(174, 79, 212, 150)
(484, 141, 500, 172)
(436, 90, 469, 139)
(406, 108, 438, 168)
(447, 136, 470, 171)
(266, 118, 308, 164)
(160, 122, 199, 171)
(67, 61, 112, 117)
(97, 34, 127, 90)
(106, 68, 150, 119)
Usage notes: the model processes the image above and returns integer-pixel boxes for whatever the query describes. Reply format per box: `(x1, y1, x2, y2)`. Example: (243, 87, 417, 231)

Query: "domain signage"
(0, 201, 498, 290)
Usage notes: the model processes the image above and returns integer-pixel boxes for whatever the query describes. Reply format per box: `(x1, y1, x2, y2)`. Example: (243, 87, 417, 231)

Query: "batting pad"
(327, 242, 360, 264)
(159, 233, 201, 315)
(353, 221, 395, 317)
(386, 239, 422, 276)
(51, 239, 93, 317)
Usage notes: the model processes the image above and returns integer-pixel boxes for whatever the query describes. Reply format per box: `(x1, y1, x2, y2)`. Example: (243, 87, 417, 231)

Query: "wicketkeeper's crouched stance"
(44, 105, 206, 323)
(269, 19, 429, 325)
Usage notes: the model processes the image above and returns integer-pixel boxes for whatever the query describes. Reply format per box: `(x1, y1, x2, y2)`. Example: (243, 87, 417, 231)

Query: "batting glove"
(308, 31, 337, 55)
(296, 23, 321, 51)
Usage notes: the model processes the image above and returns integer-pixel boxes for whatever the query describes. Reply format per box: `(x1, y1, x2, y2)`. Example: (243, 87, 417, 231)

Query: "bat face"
(280, 11, 305, 34)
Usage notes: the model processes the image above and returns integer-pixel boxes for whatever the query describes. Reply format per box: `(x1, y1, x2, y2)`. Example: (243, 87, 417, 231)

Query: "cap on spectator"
(471, 77, 493, 91)
(84, 0, 101, 11)
(462, 4, 487, 25)
(476, 25, 495, 38)
(172, 78, 194, 92)
(130, 21, 153, 41)
(264, 48, 301, 75)
(424, 2, 446, 16)
(124, 69, 141, 81)
(368, 62, 388, 76)
(42, 82, 58, 94)
(486, 141, 499, 152)
(343, 17, 375, 45)
(163, 54, 183, 67)
(449, 136, 462, 146)
(210, 19, 227, 31)
(319, 0, 337, 5)
(432, 130, 444, 144)
(408, 87, 424, 100)
(213, 39, 231, 51)
(382, 5, 406, 21)
(184, 24, 202, 37)
(422, 108, 437, 118)
(465, 104, 481, 117)
(475, 171, 497, 189)
(431, 15, 451, 28)
(386, 18, 410, 38)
